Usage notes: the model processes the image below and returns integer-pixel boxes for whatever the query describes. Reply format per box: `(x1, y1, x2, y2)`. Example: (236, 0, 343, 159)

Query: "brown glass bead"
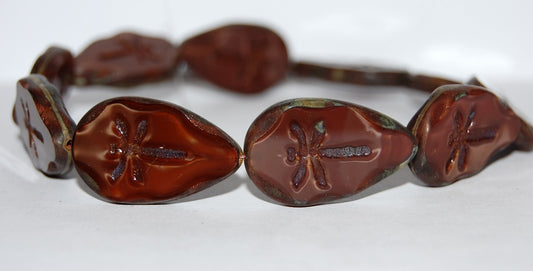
(179, 24, 289, 94)
(72, 97, 242, 203)
(30, 46, 74, 94)
(408, 84, 525, 186)
(74, 32, 178, 86)
(13, 75, 76, 176)
(244, 98, 416, 206)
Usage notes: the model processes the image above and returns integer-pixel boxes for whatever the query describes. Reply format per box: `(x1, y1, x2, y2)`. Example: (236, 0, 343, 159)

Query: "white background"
(1, 0, 532, 270)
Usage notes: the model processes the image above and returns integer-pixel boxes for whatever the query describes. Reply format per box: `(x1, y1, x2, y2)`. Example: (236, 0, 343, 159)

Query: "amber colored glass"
(74, 32, 178, 86)
(72, 97, 242, 203)
(179, 24, 289, 94)
(409, 85, 525, 186)
(244, 98, 416, 206)
(30, 46, 74, 94)
(13, 75, 76, 176)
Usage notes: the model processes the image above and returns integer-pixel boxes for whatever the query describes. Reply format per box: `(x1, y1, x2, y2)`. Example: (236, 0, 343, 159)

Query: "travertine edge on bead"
(14, 74, 76, 176)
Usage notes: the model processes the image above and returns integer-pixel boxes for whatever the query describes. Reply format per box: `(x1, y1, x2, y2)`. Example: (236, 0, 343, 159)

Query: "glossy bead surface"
(30, 46, 74, 94)
(409, 85, 523, 186)
(74, 32, 178, 86)
(13, 75, 76, 176)
(72, 97, 242, 203)
(244, 99, 416, 206)
(466, 77, 533, 151)
(179, 24, 289, 93)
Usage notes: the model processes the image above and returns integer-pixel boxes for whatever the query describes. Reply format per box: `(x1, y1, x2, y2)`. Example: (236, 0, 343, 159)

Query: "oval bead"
(72, 97, 242, 203)
(30, 46, 74, 94)
(408, 84, 524, 186)
(74, 32, 178, 86)
(244, 98, 416, 206)
(179, 24, 289, 94)
(13, 75, 76, 176)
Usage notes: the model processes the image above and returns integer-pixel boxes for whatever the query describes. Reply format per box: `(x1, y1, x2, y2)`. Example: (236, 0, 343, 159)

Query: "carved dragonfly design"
(109, 118, 186, 184)
(286, 120, 372, 191)
(446, 108, 496, 173)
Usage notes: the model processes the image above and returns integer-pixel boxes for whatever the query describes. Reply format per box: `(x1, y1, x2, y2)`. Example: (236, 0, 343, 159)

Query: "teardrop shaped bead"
(74, 32, 178, 86)
(72, 97, 242, 203)
(408, 84, 528, 186)
(244, 98, 416, 206)
(179, 24, 289, 94)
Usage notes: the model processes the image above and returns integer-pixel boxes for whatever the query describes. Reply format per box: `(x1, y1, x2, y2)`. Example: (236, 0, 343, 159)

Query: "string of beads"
(13, 24, 533, 206)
